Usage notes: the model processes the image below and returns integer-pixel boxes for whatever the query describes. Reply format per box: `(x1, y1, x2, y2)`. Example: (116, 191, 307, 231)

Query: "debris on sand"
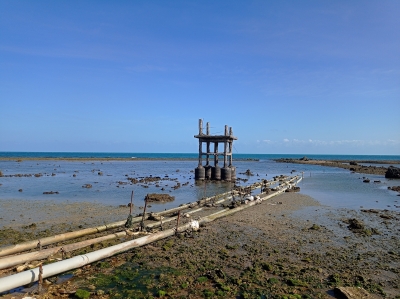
(145, 193, 175, 203)
(285, 186, 300, 192)
(344, 218, 380, 236)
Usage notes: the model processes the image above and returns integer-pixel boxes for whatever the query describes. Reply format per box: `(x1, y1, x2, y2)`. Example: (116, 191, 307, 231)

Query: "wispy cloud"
(260, 138, 400, 147)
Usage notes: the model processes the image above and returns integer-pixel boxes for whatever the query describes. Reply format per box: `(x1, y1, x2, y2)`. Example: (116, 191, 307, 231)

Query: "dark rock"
(361, 209, 379, 214)
(385, 166, 400, 179)
(349, 161, 358, 166)
(285, 186, 300, 192)
(388, 186, 400, 192)
(241, 169, 254, 176)
(363, 179, 370, 183)
(347, 218, 365, 230)
(299, 156, 309, 161)
(309, 224, 320, 230)
(145, 193, 175, 203)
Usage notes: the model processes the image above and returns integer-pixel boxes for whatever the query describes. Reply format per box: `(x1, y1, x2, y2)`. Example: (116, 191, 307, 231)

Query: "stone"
(385, 166, 400, 179)
(334, 286, 371, 298)
(145, 193, 175, 202)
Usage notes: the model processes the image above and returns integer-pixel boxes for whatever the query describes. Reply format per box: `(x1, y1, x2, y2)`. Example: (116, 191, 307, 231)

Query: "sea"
(0, 152, 399, 213)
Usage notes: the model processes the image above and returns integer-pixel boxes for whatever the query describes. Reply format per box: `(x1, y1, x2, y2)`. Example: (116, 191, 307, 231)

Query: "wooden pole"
(175, 211, 181, 234)
(141, 196, 148, 231)
(130, 191, 134, 215)
(38, 264, 43, 293)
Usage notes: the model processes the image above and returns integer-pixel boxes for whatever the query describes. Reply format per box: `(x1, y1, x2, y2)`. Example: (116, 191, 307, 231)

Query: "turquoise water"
(0, 153, 399, 213)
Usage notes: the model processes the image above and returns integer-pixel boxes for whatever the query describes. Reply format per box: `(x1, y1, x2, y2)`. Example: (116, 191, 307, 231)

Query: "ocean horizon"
(0, 152, 399, 161)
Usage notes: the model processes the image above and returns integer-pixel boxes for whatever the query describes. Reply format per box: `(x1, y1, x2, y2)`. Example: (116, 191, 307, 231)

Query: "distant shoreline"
(274, 158, 400, 175)
(0, 157, 196, 161)
(0, 155, 398, 164)
(0, 157, 261, 162)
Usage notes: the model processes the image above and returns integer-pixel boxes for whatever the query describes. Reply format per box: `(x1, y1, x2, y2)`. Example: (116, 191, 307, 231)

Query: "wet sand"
(1, 193, 399, 298)
(0, 199, 131, 232)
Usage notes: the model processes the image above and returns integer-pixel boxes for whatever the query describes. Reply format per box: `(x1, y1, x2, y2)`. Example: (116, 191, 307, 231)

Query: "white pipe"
(0, 176, 300, 292)
(0, 224, 189, 293)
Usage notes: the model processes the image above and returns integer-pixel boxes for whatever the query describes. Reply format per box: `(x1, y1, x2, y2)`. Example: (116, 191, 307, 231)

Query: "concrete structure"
(194, 119, 237, 181)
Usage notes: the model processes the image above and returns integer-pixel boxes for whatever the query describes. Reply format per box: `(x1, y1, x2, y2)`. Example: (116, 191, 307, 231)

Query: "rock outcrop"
(145, 193, 175, 202)
(385, 166, 400, 179)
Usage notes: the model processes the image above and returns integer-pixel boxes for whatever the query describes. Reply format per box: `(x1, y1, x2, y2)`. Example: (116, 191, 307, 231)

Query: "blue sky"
(1, 1, 399, 155)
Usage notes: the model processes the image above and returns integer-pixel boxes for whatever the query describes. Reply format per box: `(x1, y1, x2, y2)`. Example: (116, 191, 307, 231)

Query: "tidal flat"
(0, 193, 399, 299)
(0, 158, 399, 298)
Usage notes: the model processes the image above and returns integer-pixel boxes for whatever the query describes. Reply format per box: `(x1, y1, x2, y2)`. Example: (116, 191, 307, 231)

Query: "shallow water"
(0, 159, 399, 213)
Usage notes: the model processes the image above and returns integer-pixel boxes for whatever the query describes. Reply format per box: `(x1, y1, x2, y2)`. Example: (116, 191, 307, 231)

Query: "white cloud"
(257, 138, 400, 147)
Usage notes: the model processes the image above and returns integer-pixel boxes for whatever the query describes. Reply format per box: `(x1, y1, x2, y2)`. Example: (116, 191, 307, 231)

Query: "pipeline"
(0, 178, 278, 258)
(0, 191, 241, 269)
(0, 176, 300, 293)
